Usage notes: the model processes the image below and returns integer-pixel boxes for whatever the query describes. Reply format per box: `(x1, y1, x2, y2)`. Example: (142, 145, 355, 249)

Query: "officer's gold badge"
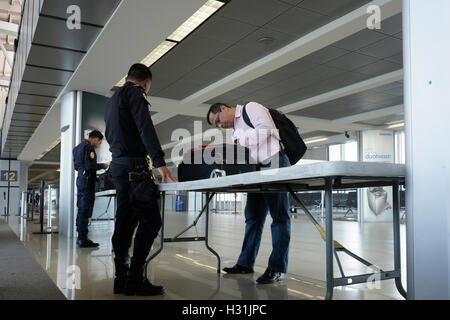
(90, 152, 95, 159)
(142, 93, 151, 106)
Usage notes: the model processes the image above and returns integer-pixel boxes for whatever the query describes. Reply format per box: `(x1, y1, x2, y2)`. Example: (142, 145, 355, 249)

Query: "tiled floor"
(2, 208, 407, 300)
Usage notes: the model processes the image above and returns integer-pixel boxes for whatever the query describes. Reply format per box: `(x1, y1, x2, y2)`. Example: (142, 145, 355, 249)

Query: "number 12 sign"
(1, 170, 18, 182)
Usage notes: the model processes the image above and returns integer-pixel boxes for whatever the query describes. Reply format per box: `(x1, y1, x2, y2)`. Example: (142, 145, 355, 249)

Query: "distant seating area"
(289, 191, 358, 219)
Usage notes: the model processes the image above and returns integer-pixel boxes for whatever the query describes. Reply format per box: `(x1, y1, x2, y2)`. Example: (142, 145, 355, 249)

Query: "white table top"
(95, 162, 405, 196)
(158, 161, 405, 193)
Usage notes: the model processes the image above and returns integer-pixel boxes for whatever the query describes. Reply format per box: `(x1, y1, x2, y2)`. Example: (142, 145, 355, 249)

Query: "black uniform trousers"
(110, 161, 161, 265)
(76, 173, 95, 239)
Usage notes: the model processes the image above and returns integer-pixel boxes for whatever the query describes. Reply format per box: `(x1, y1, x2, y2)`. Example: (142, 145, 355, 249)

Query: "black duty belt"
(112, 156, 148, 170)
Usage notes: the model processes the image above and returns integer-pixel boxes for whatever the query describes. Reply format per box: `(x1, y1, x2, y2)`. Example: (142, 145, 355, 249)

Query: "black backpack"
(242, 104, 307, 165)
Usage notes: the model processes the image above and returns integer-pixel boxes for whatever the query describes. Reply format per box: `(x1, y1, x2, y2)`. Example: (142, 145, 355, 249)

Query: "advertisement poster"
(361, 130, 394, 222)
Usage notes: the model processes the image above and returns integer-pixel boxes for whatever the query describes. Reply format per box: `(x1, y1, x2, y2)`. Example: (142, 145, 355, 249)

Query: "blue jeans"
(237, 152, 291, 273)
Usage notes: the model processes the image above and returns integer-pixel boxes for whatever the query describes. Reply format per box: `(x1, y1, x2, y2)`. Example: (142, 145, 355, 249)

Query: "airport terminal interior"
(0, 0, 449, 301)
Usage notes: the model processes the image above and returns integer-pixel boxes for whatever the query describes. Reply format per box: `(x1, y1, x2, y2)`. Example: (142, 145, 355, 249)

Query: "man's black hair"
(126, 63, 153, 82)
(207, 102, 230, 125)
(89, 130, 104, 140)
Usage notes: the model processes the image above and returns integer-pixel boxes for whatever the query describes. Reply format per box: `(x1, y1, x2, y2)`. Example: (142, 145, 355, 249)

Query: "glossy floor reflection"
(3, 209, 406, 300)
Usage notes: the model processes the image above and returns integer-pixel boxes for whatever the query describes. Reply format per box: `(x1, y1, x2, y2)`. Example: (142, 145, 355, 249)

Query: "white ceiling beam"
(151, 112, 177, 126)
(0, 21, 18, 37)
(181, 0, 402, 106)
(278, 70, 403, 114)
(333, 104, 404, 125)
(32, 161, 60, 166)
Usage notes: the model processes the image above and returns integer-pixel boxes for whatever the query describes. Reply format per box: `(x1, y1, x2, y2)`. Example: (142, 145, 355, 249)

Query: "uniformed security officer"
(73, 130, 109, 248)
(104, 63, 177, 296)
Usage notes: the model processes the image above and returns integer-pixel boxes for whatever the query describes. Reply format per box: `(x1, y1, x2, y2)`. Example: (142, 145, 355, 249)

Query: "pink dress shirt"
(233, 102, 281, 163)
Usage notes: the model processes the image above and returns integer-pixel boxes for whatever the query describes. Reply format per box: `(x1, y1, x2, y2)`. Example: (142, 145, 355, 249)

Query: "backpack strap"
(242, 102, 285, 151)
(242, 103, 254, 129)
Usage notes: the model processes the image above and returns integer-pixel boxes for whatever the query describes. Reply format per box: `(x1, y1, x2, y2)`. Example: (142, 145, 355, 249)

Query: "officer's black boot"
(76, 237, 99, 248)
(113, 257, 130, 294)
(123, 258, 164, 296)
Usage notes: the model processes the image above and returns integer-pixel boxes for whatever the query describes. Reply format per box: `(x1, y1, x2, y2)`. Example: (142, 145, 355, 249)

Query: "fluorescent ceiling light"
(115, 0, 225, 87)
(387, 122, 404, 129)
(116, 41, 177, 87)
(167, 0, 224, 42)
(304, 137, 328, 144)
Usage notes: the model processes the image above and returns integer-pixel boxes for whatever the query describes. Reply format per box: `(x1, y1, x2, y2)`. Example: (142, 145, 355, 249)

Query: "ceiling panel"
(266, 6, 332, 37)
(297, 0, 372, 18)
(236, 26, 297, 53)
(8, 126, 37, 133)
(377, 13, 402, 36)
(195, 15, 258, 44)
(19, 81, 62, 97)
(155, 115, 208, 147)
(333, 29, 388, 52)
(292, 101, 387, 120)
(22, 65, 73, 86)
(357, 37, 403, 59)
(32, 16, 102, 52)
(259, 59, 319, 82)
(39, 142, 61, 162)
(385, 53, 403, 64)
(357, 112, 404, 126)
(302, 45, 349, 64)
(278, 0, 304, 5)
(326, 52, 379, 71)
(13, 104, 49, 115)
(174, 35, 232, 60)
(301, 130, 343, 139)
(40, 0, 120, 26)
(10, 120, 39, 128)
(217, 0, 291, 27)
(12, 113, 44, 122)
(27, 44, 85, 71)
(16, 93, 55, 106)
(195, 58, 245, 78)
(353, 60, 401, 77)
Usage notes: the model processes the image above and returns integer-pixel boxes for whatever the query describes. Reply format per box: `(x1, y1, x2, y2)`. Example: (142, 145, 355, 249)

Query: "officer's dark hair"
(126, 63, 153, 82)
(207, 103, 230, 125)
(88, 130, 103, 140)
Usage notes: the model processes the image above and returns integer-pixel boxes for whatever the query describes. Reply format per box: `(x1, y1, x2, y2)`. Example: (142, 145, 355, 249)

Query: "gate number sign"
(1, 170, 18, 182)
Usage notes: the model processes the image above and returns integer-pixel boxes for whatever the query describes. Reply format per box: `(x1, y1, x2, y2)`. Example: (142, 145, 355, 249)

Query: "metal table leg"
(205, 192, 221, 273)
(325, 178, 334, 300)
(393, 181, 407, 299)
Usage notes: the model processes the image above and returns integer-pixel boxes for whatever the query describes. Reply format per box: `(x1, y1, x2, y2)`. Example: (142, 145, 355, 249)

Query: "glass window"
(395, 131, 405, 164)
(344, 141, 358, 161)
(329, 144, 341, 161)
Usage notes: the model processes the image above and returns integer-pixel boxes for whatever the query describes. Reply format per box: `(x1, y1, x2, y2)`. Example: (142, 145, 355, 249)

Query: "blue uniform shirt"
(73, 140, 103, 177)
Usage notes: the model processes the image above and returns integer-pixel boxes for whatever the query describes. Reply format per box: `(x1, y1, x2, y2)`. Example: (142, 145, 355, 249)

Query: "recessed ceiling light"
(258, 37, 275, 45)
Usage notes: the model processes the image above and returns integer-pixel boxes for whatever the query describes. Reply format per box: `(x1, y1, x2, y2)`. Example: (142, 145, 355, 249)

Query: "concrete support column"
(403, 0, 450, 299)
(59, 91, 82, 238)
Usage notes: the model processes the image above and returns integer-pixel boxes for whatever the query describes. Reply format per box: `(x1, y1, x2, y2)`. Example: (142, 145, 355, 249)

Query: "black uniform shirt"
(104, 81, 166, 168)
(73, 140, 103, 176)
